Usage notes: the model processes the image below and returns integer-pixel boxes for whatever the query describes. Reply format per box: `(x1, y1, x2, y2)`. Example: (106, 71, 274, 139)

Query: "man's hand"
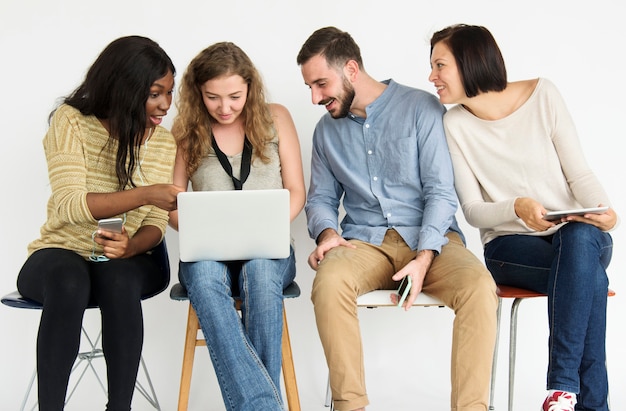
(390, 250, 436, 310)
(307, 228, 356, 270)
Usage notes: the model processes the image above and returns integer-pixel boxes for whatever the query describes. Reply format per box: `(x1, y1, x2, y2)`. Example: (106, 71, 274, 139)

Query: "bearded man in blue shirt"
(297, 26, 498, 411)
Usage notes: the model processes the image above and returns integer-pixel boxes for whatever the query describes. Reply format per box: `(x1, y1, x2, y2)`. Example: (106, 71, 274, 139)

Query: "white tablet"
(542, 206, 608, 221)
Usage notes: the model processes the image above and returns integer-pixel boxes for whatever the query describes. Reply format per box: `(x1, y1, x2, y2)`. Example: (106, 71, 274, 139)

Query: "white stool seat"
(356, 289, 444, 308)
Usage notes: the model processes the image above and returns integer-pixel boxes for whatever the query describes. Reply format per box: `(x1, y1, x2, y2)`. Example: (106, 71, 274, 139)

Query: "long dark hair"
(54, 35, 175, 189)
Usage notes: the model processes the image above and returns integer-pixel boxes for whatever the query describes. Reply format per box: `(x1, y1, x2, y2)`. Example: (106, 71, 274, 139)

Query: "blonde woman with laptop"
(168, 42, 305, 411)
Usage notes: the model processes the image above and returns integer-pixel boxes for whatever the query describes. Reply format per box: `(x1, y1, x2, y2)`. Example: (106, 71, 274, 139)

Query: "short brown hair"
(297, 26, 364, 70)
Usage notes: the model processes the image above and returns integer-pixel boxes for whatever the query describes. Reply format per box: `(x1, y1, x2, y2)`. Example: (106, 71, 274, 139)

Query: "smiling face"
(200, 74, 248, 125)
(301, 54, 355, 119)
(429, 42, 466, 105)
(145, 70, 175, 127)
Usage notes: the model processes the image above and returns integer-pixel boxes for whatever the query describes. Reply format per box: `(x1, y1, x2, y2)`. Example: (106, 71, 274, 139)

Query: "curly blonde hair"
(173, 42, 274, 177)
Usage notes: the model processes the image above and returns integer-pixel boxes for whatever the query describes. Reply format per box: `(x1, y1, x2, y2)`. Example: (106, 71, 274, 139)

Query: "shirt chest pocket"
(377, 136, 418, 185)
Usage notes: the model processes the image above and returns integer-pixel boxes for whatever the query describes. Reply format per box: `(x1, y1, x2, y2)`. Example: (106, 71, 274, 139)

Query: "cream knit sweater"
(443, 78, 611, 246)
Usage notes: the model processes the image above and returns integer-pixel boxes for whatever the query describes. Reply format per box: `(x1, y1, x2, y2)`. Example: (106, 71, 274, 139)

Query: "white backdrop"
(1, 1, 624, 410)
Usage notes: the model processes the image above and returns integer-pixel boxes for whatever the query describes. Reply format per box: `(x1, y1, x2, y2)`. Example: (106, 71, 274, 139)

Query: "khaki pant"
(312, 230, 497, 411)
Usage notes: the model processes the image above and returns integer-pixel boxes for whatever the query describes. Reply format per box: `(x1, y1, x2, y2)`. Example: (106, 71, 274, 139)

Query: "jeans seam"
(240, 263, 284, 407)
(547, 228, 562, 390)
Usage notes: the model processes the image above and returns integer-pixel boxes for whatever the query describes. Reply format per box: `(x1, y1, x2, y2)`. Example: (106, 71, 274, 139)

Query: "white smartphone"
(396, 276, 412, 307)
(542, 206, 609, 221)
(97, 217, 123, 233)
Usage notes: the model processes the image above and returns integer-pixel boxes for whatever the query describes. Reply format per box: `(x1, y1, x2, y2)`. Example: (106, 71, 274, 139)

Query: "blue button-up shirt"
(305, 79, 464, 253)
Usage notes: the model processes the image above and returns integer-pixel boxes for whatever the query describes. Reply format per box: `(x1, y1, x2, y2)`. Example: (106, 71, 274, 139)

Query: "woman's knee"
(245, 259, 294, 290)
(180, 261, 235, 311)
(557, 223, 613, 271)
(179, 260, 227, 289)
(18, 249, 90, 303)
(558, 222, 608, 247)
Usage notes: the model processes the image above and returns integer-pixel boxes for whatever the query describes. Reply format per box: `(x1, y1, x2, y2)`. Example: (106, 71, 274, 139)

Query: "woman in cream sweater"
(429, 24, 617, 411)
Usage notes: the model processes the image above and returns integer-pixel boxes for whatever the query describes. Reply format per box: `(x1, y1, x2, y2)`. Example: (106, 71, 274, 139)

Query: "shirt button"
(368, 150, 372, 155)
(387, 213, 391, 218)
(373, 176, 378, 181)
(365, 124, 370, 128)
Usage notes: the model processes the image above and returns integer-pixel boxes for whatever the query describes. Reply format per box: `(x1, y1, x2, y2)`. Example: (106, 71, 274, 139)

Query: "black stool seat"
(2, 292, 101, 310)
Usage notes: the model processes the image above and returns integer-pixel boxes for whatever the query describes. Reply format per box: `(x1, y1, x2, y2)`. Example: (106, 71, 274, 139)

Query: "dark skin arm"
(88, 184, 184, 258)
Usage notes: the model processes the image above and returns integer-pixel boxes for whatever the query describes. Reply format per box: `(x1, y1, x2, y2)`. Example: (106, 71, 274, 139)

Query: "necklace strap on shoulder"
(211, 135, 252, 190)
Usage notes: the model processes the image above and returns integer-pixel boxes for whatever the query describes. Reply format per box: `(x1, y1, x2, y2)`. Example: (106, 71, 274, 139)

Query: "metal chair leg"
(489, 297, 503, 410)
(135, 356, 161, 410)
(508, 298, 523, 411)
(19, 325, 160, 410)
(22, 326, 109, 410)
(66, 327, 107, 403)
(324, 373, 332, 407)
(19, 368, 37, 411)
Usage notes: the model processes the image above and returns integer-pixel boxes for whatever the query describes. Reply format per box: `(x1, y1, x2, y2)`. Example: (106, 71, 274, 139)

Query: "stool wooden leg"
(178, 304, 200, 411)
(178, 300, 300, 410)
(281, 304, 301, 411)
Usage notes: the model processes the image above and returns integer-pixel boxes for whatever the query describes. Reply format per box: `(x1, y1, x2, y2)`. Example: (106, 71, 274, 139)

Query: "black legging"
(17, 248, 164, 411)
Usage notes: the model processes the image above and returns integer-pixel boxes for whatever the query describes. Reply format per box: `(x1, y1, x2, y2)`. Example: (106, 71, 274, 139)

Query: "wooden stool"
(170, 281, 301, 411)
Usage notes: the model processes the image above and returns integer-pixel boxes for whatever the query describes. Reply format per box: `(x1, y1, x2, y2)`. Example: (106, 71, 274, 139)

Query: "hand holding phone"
(396, 276, 412, 307)
(98, 218, 123, 234)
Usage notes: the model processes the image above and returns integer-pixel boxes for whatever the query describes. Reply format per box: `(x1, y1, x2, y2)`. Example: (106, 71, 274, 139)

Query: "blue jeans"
(485, 223, 613, 411)
(179, 246, 296, 411)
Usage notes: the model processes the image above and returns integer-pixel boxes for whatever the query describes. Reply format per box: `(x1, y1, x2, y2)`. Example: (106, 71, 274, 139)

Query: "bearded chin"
(333, 87, 355, 119)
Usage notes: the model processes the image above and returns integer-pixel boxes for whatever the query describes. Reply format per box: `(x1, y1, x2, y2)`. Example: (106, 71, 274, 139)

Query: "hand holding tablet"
(542, 206, 609, 221)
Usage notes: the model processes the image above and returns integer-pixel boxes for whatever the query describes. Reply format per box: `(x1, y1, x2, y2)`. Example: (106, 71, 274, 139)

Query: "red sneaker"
(542, 391, 576, 411)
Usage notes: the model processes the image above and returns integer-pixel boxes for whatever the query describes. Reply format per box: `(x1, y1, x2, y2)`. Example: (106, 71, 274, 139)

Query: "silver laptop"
(177, 189, 290, 262)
